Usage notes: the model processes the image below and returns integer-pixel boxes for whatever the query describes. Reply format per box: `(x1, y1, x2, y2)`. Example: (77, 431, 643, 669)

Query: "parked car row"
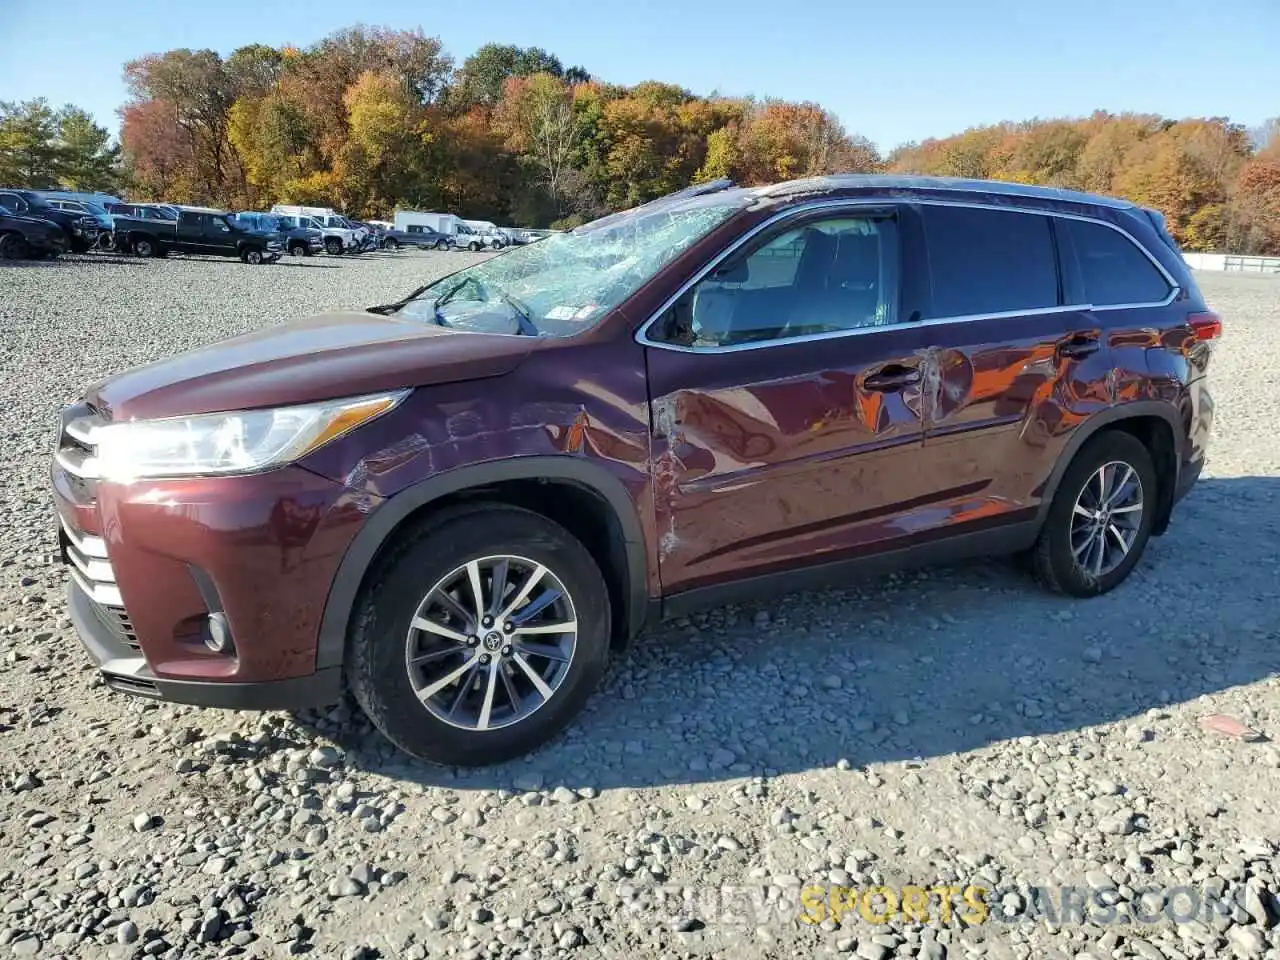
(1, 188, 544, 265)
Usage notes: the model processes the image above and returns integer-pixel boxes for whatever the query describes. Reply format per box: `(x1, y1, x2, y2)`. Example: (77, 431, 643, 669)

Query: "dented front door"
(644, 330, 933, 594)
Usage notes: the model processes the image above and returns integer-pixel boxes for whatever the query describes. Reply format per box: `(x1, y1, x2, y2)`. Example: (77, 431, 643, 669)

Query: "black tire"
(289, 242, 306, 256)
(325, 237, 343, 255)
(492, 240, 504, 250)
(1031, 430, 1158, 597)
(241, 247, 264, 265)
(434, 239, 448, 250)
(385, 239, 399, 251)
(132, 237, 156, 258)
(468, 241, 481, 252)
(0, 232, 27, 260)
(348, 505, 612, 766)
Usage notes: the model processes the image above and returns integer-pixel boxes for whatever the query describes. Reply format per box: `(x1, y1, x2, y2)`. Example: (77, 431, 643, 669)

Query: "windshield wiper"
(498, 292, 539, 336)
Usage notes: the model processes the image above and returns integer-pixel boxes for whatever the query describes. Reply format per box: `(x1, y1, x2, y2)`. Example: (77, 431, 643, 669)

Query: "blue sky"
(2, 0, 1277, 151)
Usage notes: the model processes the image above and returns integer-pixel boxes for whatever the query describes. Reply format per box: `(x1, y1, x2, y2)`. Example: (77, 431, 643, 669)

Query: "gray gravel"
(0, 254, 1277, 959)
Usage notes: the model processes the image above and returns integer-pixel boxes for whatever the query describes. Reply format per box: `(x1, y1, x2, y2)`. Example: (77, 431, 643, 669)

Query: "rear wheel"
(385, 238, 400, 251)
(325, 237, 343, 255)
(0, 231, 27, 260)
(468, 241, 481, 252)
(1031, 431, 1157, 597)
(348, 506, 611, 766)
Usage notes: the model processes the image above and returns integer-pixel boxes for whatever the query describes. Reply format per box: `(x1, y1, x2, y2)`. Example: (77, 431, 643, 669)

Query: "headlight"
(94, 390, 408, 482)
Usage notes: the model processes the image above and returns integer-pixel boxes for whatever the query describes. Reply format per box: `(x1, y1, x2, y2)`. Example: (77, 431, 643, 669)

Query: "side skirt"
(653, 520, 1041, 623)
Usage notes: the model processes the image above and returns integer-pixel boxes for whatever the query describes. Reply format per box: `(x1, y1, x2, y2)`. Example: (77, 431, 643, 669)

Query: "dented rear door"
(915, 204, 1113, 530)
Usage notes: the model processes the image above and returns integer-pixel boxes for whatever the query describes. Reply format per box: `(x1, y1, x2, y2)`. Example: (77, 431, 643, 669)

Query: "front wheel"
(1031, 431, 1158, 597)
(385, 239, 399, 251)
(434, 239, 449, 251)
(0, 232, 27, 260)
(348, 506, 611, 766)
(241, 247, 264, 265)
(132, 237, 156, 258)
(325, 237, 343, 255)
(289, 242, 306, 256)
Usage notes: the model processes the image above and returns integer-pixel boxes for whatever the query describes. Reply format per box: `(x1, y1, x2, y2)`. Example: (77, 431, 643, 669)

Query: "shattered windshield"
(392, 193, 747, 337)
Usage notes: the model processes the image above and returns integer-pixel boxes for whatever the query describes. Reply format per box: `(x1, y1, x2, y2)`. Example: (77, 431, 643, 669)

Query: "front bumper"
(53, 402, 377, 710)
(68, 579, 341, 708)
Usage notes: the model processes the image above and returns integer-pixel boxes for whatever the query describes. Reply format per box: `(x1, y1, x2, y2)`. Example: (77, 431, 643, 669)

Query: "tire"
(0, 232, 27, 260)
(241, 247, 264, 265)
(491, 241, 504, 250)
(289, 242, 306, 256)
(435, 239, 448, 251)
(385, 239, 399, 251)
(1031, 430, 1158, 597)
(468, 241, 481, 252)
(132, 237, 156, 258)
(348, 505, 612, 766)
(325, 237, 343, 255)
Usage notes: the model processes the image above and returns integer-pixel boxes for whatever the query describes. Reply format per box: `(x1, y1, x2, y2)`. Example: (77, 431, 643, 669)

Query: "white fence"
(1183, 252, 1280, 274)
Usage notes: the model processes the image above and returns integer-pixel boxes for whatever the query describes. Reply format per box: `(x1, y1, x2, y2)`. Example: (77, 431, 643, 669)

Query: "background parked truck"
(270, 204, 364, 254)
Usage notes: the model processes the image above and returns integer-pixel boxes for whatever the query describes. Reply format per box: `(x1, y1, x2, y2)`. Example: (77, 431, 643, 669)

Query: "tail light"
(1188, 312, 1222, 341)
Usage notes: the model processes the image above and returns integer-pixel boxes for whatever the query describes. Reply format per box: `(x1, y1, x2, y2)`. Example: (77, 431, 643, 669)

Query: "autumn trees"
(889, 112, 1280, 253)
(109, 26, 884, 228)
(8, 22, 1279, 253)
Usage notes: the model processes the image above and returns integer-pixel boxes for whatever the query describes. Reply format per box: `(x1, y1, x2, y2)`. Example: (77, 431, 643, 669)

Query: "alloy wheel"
(1069, 460, 1144, 577)
(404, 555, 578, 732)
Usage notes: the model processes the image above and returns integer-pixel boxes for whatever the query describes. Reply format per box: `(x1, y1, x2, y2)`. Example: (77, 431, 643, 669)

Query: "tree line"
(1, 23, 1277, 252)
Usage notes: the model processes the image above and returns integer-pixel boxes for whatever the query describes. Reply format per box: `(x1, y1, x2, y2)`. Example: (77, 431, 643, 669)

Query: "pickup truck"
(116, 207, 283, 263)
(0, 188, 104, 252)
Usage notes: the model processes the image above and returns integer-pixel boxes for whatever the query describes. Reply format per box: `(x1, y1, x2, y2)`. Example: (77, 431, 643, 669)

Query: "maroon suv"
(53, 175, 1219, 765)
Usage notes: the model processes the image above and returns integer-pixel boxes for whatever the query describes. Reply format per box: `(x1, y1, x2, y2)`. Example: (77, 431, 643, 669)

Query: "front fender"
(314, 455, 649, 671)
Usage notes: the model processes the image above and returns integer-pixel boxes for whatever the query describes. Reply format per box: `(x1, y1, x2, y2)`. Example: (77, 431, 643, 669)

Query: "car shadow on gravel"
(296, 475, 1280, 790)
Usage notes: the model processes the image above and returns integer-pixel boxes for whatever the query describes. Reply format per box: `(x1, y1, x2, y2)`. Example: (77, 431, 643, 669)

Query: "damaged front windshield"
(388, 192, 749, 336)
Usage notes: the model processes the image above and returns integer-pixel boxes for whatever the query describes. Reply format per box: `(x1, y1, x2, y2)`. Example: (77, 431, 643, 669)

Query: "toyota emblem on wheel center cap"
(483, 632, 503, 651)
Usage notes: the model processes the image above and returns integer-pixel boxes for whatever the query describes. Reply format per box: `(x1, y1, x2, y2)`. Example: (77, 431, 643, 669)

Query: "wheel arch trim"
(315, 456, 649, 671)
(1034, 400, 1185, 530)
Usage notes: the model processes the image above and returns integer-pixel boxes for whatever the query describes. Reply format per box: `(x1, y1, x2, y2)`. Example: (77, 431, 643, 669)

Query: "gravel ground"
(0, 254, 1277, 960)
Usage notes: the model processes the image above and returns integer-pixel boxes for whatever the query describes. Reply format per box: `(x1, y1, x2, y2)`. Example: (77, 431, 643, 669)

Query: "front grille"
(54, 402, 139, 655)
(55, 403, 107, 500)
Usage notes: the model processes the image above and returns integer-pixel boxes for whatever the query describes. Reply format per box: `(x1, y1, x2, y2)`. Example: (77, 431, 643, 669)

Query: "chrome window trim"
(635, 197, 1178, 355)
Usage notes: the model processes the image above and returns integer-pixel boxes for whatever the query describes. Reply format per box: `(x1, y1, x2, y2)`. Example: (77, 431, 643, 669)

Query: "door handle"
(863, 364, 922, 392)
(1058, 334, 1100, 359)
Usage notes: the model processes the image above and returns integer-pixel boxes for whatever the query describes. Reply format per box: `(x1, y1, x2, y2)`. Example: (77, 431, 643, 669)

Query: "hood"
(85, 310, 544, 421)
(4, 213, 61, 232)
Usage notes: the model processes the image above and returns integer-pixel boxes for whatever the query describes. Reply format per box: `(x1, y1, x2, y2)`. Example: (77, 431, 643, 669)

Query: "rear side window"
(1066, 219, 1171, 306)
(923, 207, 1059, 317)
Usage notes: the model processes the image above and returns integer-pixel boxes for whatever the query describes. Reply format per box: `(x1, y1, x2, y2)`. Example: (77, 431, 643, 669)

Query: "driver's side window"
(652, 213, 900, 349)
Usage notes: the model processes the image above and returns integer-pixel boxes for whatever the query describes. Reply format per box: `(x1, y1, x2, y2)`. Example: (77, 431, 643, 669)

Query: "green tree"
(0, 99, 61, 185)
(55, 107, 119, 190)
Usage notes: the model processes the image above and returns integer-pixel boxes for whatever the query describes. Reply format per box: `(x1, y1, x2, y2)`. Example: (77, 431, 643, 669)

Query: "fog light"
(205, 613, 234, 654)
